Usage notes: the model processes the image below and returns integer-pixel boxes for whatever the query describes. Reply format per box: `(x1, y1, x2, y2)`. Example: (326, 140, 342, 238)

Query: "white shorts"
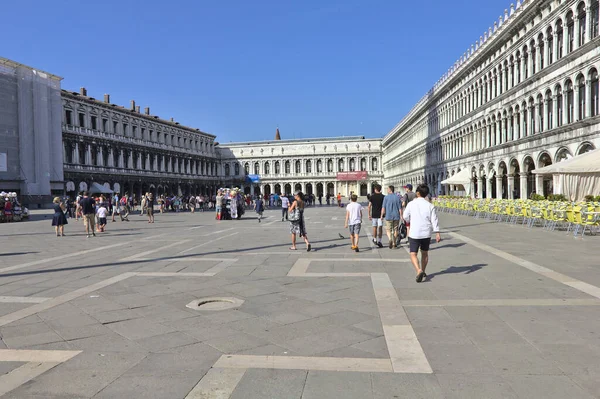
(371, 218, 383, 227)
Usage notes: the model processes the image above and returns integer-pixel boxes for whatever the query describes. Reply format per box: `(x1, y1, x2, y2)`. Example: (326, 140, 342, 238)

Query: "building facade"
(0, 57, 64, 207)
(61, 88, 221, 199)
(383, 0, 600, 199)
(218, 135, 383, 198)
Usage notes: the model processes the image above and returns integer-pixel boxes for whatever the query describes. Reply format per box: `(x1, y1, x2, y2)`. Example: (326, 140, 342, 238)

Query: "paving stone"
(105, 318, 176, 340)
(422, 343, 495, 374)
(436, 373, 519, 399)
(371, 373, 445, 399)
(93, 374, 201, 399)
(134, 331, 199, 352)
(3, 330, 65, 348)
(301, 370, 373, 399)
(505, 374, 596, 399)
(204, 331, 271, 353)
(230, 368, 307, 399)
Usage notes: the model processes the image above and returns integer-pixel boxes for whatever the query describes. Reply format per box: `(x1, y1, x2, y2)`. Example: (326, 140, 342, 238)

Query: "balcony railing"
(64, 164, 220, 180)
(63, 125, 216, 158)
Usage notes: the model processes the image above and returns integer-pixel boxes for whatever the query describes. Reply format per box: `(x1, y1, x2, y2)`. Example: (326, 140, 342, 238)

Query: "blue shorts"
(349, 223, 361, 235)
(409, 237, 431, 253)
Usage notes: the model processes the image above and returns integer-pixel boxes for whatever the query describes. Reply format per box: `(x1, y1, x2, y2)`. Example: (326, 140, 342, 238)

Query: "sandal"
(289, 247, 297, 250)
(307, 244, 311, 252)
(416, 271, 425, 283)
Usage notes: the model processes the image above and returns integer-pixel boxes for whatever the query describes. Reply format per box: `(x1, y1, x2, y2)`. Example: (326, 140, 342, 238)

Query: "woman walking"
(288, 191, 311, 251)
(51, 197, 68, 236)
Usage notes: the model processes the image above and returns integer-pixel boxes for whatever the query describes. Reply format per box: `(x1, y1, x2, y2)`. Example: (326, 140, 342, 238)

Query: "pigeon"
(338, 233, 344, 239)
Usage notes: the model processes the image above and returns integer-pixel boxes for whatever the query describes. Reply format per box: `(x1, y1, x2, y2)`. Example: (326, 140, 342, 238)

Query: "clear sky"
(2, 0, 512, 142)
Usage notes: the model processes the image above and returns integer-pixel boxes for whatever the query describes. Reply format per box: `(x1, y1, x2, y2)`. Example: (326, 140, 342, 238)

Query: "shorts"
(409, 237, 431, 253)
(216, 206, 222, 212)
(147, 207, 154, 216)
(385, 219, 399, 232)
(98, 217, 107, 225)
(83, 214, 95, 228)
(349, 223, 361, 235)
(371, 218, 383, 227)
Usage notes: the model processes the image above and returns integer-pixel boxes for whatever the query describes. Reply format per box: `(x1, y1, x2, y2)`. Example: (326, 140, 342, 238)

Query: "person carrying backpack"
(402, 184, 416, 240)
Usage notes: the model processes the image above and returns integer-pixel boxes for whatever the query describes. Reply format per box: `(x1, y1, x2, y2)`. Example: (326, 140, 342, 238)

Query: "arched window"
(234, 163, 239, 175)
(522, 104, 528, 137)
(538, 34, 545, 69)
(578, 2, 587, 47)
(224, 164, 230, 176)
(295, 160, 301, 174)
(591, 68, 599, 117)
(275, 161, 280, 174)
(523, 46, 529, 79)
(567, 11, 575, 53)
(244, 162, 249, 175)
(317, 160, 322, 172)
(254, 162, 260, 175)
(327, 159, 333, 172)
(515, 105, 521, 139)
(592, 0, 599, 39)
(306, 160, 312, 173)
(360, 158, 366, 171)
(578, 74, 586, 120)
(349, 158, 356, 172)
(265, 162, 270, 175)
(510, 57, 515, 88)
(556, 85, 564, 126)
(516, 52, 522, 83)
(537, 94, 544, 133)
(556, 20, 564, 59)
(547, 28, 553, 65)
(338, 159, 344, 172)
(546, 90, 553, 130)
(530, 40, 537, 75)
(285, 160, 290, 174)
(566, 79, 574, 123)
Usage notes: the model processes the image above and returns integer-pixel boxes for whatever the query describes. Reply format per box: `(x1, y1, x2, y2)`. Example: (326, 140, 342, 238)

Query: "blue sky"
(2, 0, 511, 142)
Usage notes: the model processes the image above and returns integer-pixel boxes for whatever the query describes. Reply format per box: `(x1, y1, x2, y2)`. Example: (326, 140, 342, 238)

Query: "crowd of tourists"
(0, 192, 29, 222)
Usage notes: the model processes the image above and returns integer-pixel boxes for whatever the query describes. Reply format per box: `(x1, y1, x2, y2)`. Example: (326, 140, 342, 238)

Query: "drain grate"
(186, 297, 245, 311)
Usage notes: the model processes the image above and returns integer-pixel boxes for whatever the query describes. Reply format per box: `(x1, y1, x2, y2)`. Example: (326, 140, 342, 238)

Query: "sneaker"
(354, 247, 360, 253)
(86, 235, 90, 238)
(258, 219, 261, 223)
(372, 238, 377, 244)
(351, 246, 356, 251)
(377, 242, 383, 248)
(388, 241, 393, 249)
(92, 232, 96, 237)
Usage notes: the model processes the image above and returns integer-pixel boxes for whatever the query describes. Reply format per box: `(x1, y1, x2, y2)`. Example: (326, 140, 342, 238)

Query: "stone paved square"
(0, 206, 599, 398)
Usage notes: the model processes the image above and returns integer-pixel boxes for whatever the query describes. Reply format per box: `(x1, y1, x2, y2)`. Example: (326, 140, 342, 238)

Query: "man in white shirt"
(344, 194, 363, 252)
(402, 185, 441, 283)
(281, 194, 290, 221)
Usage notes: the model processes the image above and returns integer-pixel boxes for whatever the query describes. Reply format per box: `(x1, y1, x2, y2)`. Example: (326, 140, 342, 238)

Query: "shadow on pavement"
(425, 263, 487, 281)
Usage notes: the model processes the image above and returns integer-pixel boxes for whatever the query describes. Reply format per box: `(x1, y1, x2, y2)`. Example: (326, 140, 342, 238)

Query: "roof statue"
(275, 127, 281, 140)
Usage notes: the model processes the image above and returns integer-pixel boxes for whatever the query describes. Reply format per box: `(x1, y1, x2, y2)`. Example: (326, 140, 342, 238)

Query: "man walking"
(281, 193, 290, 221)
(381, 185, 401, 249)
(403, 185, 441, 283)
(402, 184, 416, 239)
(344, 194, 362, 252)
(79, 191, 96, 238)
(254, 195, 264, 223)
(368, 184, 385, 248)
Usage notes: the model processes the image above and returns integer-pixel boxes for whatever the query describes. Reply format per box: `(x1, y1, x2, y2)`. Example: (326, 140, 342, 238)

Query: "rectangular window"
(65, 110, 73, 125)
(102, 118, 108, 131)
(113, 121, 119, 134)
(78, 113, 85, 127)
(133, 126, 137, 138)
(123, 124, 129, 136)
(91, 116, 97, 130)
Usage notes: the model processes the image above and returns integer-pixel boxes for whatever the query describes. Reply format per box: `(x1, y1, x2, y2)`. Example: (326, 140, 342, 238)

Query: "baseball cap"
(406, 184, 413, 190)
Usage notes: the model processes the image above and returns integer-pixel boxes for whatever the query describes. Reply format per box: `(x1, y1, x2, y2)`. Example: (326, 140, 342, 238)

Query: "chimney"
(104, 94, 110, 103)
(80, 87, 87, 96)
(275, 127, 281, 140)
(130, 100, 136, 111)
(144, 107, 150, 115)
(135, 105, 140, 113)
(170, 117, 174, 122)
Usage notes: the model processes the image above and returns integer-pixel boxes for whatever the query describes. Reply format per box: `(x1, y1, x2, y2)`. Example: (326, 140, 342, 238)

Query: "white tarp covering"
(534, 149, 600, 201)
(441, 169, 473, 197)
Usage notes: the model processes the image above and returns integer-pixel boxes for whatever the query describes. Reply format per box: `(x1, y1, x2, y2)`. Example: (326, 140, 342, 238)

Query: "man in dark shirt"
(79, 191, 96, 238)
(368, 184, 385, 248)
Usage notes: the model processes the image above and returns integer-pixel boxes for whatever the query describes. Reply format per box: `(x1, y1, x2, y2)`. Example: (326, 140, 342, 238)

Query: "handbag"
(289, 208, 301, 222)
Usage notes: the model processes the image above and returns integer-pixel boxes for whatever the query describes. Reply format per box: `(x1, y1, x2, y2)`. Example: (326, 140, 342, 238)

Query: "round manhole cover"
(186, 297, 245, 311)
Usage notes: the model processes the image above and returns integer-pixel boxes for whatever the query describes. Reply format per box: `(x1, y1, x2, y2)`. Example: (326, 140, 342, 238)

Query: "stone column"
(553, 32, 559, 60)
(543, 99, 549, 132)
(98, 147, 104, 167)
(535, 174, 544, 196)
(520, 174, 528, 199)
(552, 95, 559, 128)
(73, 142, 80, 164)
(496, 176, 503, 199)
(85, 144, 92, 166)
(486, 178, 493, 199)
(563, 25, 570, 55)
(478, 177, 484, 199)
(586, 79, 592, 118)
(507, 175, 515, 199)
(574, 85, 580, 121)
(491, 76, 497, 99)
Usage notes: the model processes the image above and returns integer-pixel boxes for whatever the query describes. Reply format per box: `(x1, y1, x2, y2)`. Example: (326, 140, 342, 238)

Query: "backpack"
(404, 192, 416, 205)
(120, 197, 127, 205)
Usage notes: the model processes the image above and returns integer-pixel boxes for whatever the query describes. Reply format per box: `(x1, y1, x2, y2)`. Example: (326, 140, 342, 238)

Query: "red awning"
(337, 171, 368, 181)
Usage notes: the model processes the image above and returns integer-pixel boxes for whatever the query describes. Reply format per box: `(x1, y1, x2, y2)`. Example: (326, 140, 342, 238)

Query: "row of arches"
(223, 157, 379, 177)
(433, 0, 599, 132)
(428, 66, 600, 162)
(66, 179, 219, 198)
